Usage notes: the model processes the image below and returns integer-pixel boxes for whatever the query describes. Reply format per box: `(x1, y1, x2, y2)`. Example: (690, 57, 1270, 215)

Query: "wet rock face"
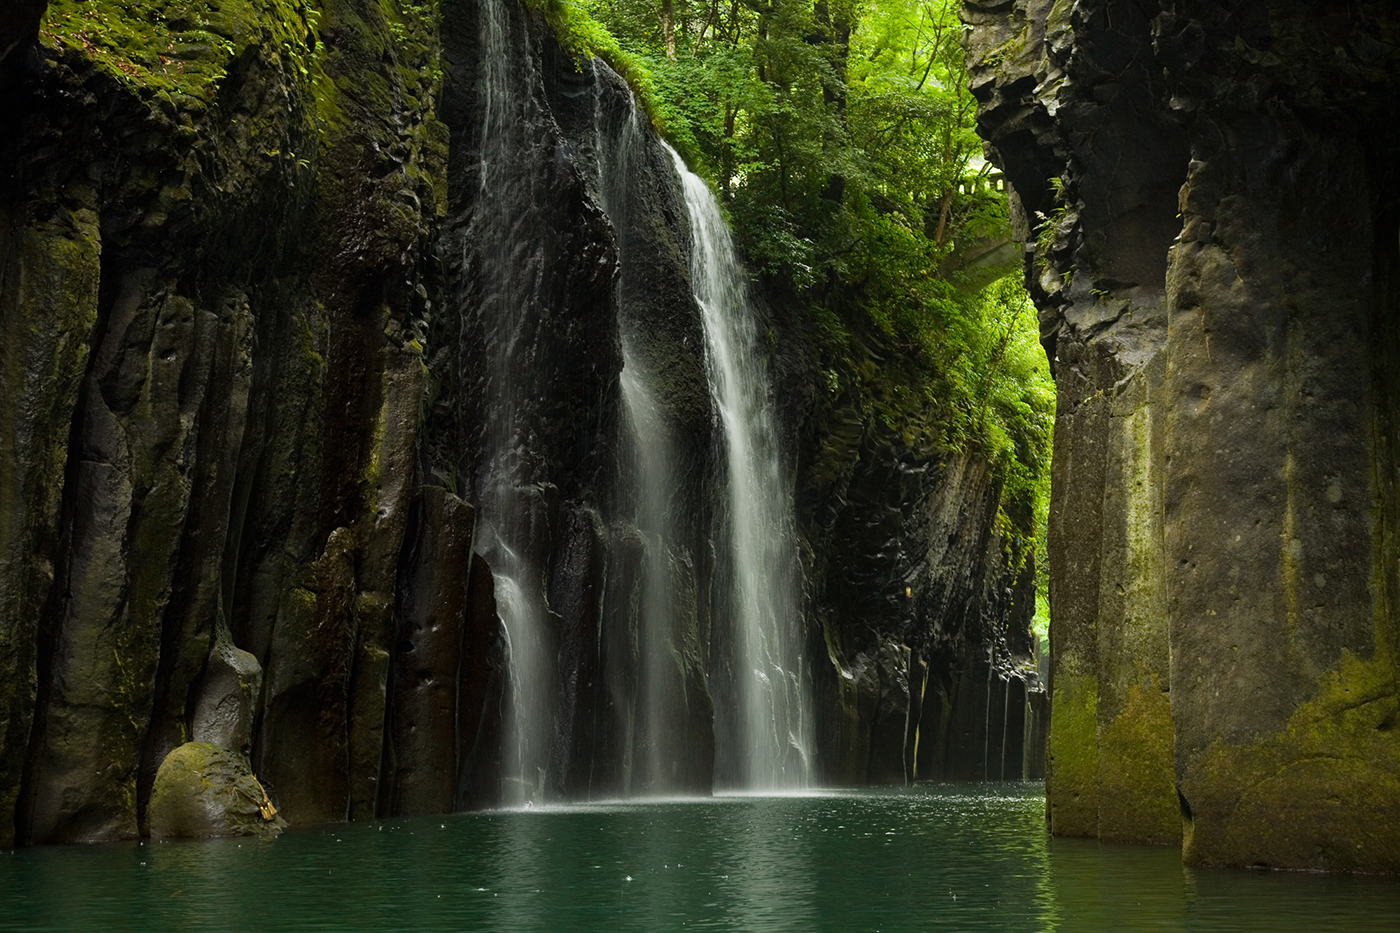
(192, 636, 263, 755)
(0, 0, 1048, 847)
(795, 387, 1046, 785)
(966, 0, 1400, 869)
(1, 0, 446, 845)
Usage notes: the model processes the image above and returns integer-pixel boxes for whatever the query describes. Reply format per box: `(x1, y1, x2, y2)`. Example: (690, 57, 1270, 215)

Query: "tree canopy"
(542, 0, 1053, 636)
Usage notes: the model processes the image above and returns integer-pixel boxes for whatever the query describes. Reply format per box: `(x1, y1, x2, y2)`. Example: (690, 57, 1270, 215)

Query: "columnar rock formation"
(0, 0, 1043, 846)
(965, 0, 1400, 870)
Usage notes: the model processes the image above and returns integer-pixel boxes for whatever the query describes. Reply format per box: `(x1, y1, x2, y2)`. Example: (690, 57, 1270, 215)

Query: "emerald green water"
(2, 784, 1395, 932)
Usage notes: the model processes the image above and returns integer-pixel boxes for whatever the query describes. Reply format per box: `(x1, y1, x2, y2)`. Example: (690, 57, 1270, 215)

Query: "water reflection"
(1181, 858, 1398, 931)
(1, 786, 1396, 932)
(482, 811, 550, 931)
(711, 796, 817, 930)
(1043, 836, 1187, 930)
(1042, 833, 1400, 932)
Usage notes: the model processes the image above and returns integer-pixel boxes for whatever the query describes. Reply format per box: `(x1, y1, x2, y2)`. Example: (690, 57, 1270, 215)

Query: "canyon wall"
(965, 0, 1400, 870)
(796, 339, 1046, 785)
(0, 0, 1041, 846)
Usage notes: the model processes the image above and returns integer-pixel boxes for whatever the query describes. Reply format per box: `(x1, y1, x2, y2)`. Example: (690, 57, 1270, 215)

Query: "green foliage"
(1035, 204, 1065, 256)
(1033, 177, 1067, 273)
(524, 0, 676, 135)
(583, 0, 1056, 631)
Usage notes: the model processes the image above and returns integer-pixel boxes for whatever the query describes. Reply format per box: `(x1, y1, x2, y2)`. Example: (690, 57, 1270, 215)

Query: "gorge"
(0, 0, 1396, 886)
(0, 0, 1043, 851)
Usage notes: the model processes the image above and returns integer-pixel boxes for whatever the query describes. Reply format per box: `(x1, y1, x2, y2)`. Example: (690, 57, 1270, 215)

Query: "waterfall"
(465, 0, 556, 806)
(593, 97, 692, 794)
(664, 146, 812, 790)
(585, 92, 813, 792)
(465, 0, 811, 797)
(618, 355, 679, 793)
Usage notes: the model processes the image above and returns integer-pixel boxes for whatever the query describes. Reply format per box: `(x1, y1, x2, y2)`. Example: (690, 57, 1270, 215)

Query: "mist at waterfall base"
(3, 785, 1394, 932)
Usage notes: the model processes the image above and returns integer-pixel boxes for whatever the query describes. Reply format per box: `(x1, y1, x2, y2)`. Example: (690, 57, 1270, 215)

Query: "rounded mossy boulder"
(146, 742, 287, 840)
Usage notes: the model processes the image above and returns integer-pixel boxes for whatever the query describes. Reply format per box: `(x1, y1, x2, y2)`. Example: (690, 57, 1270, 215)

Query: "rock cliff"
(795, 328, 1046, 785)
(0, 0, 1042, 845)
(966, 0, 1400, 870)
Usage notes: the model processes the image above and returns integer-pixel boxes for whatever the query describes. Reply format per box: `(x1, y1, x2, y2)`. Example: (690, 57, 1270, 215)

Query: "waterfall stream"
(466, 0, 556, 806)
(664, 146, 812, 790)
(466, 0, 810, 797)
(594, 97, 692, 794)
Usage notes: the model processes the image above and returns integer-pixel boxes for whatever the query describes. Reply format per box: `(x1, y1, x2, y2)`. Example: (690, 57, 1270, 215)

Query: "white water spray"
(665, 146, 813, 789)
(595, 95, 696, 794)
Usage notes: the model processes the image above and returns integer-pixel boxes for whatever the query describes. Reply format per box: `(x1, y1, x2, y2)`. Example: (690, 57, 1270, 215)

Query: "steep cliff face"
(0, 0, 446, 845)
(966, 0, 1400, 870)
(0, 0, 1044, 846)
(793, 324, 1045, 785)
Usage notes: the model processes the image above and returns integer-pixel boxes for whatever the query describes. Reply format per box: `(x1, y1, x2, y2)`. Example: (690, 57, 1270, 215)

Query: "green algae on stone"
(1181, 650, 1400, 872)
(147, 741, 287, 839)
(1096, 678, 1179, 845)
(1093, 363, 1178, 846)
(40, 0, 320, 102)
(1047, 668, 1098, 837)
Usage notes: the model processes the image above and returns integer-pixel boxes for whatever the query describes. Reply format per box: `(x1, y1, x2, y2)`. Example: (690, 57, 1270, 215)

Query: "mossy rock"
(147, 742, 287, 840)
(39, 0, 316, 102)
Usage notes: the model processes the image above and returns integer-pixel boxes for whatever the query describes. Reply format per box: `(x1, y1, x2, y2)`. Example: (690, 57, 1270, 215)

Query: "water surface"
(2, 785, 1395, 932)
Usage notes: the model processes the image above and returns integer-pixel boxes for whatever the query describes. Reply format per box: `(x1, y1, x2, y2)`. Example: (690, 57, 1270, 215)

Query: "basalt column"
(1158, 4, 1400, 872)
(966, 0, 1400, 870)
(965, 0, 1183, 845)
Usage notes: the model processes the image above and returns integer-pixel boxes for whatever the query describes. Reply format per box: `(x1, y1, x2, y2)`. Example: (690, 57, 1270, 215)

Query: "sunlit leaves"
(584, 0, 1054, 578)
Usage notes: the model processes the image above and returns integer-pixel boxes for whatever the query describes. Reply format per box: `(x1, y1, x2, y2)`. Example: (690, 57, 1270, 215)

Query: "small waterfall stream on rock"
(593, 96, 691, 794)
(465, 0, 555, 806)
(664, 146, 812, 790)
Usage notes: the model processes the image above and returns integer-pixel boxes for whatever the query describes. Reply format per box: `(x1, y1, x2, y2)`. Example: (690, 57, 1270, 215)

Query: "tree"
(581, 0, 1051, 548)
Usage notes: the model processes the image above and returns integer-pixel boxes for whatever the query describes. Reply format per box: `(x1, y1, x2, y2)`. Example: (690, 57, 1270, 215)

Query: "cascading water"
(617, 354, 677, 793)
(465, 0, 811, 797)
(664, 146, 813, 790)
(465, 0, 556, 806)
(593, 91, 703, 795)
(594, 100, 656, 792)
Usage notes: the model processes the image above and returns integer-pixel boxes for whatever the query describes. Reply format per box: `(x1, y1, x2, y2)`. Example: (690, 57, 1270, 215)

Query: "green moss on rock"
(1047, 668, 1098, 837)
(41, 0, 319, 103)
(1182, 651, 1400, 871)
(147, 741, 287, 839)
(1096, 677, 1179, 845)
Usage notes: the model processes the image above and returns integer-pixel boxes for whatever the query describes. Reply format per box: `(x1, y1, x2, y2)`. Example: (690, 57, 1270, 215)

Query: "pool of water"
(2, 784, 1395, 932)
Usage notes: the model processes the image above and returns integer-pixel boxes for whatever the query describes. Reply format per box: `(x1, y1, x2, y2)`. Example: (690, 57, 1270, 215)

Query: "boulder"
(146, 742, 286, 840)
